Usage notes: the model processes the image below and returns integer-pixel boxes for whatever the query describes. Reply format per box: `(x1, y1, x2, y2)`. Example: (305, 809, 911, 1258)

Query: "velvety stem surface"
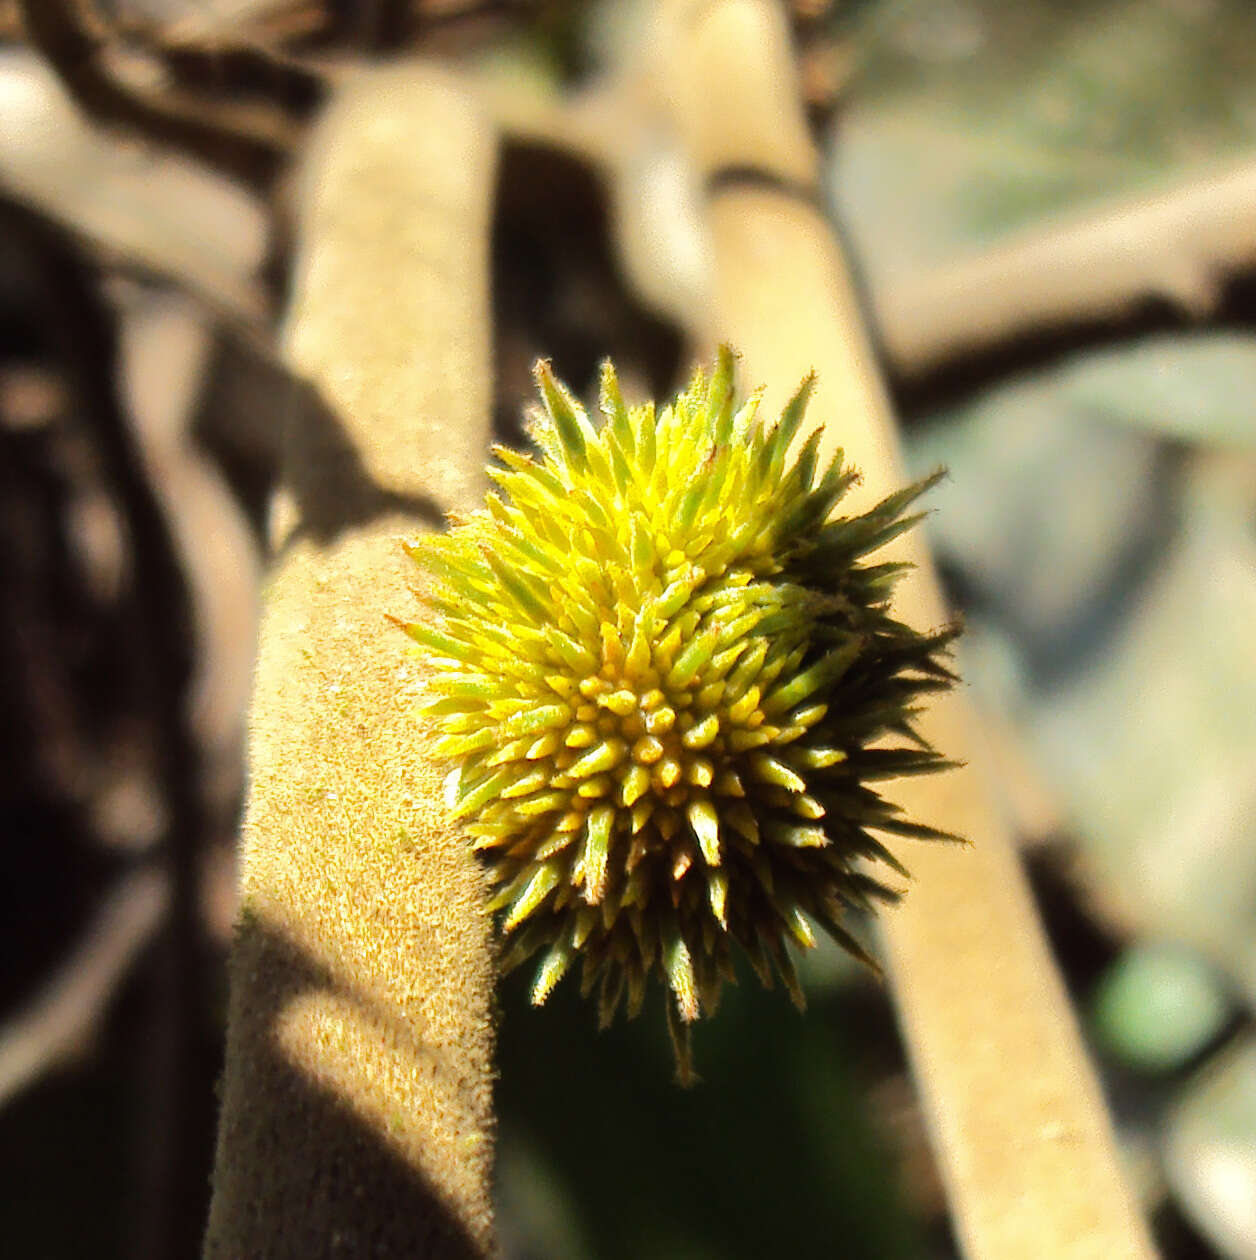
(657, 2, 1155, 1256)
(203, 64, 497, 1259)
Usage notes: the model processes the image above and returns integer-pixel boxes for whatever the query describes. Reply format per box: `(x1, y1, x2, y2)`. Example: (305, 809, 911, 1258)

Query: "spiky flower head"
(401, 348, 957, 1077)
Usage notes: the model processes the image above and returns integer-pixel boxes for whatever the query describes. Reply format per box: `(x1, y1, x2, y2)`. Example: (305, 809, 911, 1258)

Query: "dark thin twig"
(16, 0, 298, 191)
(124, 15, 326, 118)
(0, 869, 168, 1106)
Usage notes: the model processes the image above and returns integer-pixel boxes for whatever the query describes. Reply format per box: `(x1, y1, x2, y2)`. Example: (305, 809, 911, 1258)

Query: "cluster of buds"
(401, 348, 957, 1076)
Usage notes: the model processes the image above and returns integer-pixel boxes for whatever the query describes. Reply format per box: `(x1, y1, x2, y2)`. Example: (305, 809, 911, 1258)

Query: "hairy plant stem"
(656, 2, 1155, 1256)
(203, 64, 497, 1258)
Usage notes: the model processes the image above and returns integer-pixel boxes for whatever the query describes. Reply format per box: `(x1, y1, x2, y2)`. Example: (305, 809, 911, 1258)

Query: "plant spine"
(401, 347, 958, 1076)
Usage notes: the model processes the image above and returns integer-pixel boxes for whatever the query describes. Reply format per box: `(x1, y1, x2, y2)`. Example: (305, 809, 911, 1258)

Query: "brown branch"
(0, 50, 274, 332)
(16, 0, 299, 190)
(876, 162, 1256, 411)
(0, 869, 168, 1106)
(137, 26, 325, 121)
(471, 59, 1256, 417)
(203, 63, 498, 1259)
(655, 1, 1155, 1256)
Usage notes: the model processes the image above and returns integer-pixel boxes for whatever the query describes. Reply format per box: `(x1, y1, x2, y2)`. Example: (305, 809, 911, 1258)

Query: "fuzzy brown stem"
(203, 64, 497, 1259)
(657, 2, 1154, 1256)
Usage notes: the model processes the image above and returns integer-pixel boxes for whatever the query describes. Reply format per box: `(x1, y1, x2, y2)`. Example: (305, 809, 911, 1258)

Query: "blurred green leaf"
(908, 376, 1165, 655)
(1092, 941, 1233, 1074)
(1060, 335, 1256, 451)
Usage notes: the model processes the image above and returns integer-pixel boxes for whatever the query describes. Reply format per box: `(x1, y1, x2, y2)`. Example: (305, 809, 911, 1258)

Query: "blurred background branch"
(0, 867, 167, 1106)
(15, 0, 302, 190)
(880, 159, 1256, 411)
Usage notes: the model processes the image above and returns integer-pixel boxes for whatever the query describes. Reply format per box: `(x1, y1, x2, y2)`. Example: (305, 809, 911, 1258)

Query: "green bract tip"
(402, 347, 958, 1079)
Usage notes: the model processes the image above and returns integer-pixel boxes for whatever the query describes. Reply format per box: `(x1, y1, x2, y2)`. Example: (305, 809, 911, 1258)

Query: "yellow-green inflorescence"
(401, 347, 958, 1076)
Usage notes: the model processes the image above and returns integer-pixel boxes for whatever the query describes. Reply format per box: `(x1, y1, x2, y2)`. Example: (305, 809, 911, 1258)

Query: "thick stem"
(203, 64, 498, 1258)
(656, 2, 1154, 1256)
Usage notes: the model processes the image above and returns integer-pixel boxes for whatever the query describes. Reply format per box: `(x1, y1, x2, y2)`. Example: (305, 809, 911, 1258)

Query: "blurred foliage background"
(2, 0, 1254, 1256)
